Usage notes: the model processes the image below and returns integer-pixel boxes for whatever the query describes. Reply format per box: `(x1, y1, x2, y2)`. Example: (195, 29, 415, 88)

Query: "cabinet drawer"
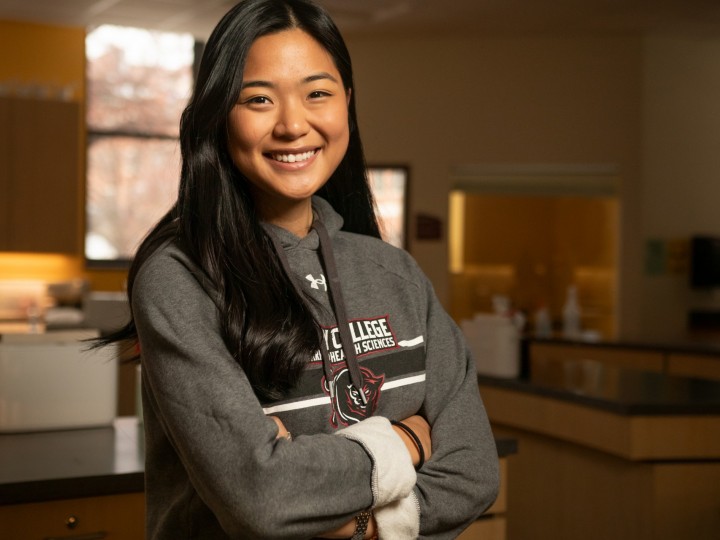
(0, 493, 144, 539)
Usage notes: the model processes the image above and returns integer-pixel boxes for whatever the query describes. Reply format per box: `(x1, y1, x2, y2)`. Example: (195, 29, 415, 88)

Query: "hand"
(270, 416, 291, 440)
(393, 414, 432, 467)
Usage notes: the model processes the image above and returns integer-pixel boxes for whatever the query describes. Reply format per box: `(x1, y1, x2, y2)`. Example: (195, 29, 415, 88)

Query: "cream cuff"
(335, 416, 416, 506)
(374, 490, 421, 540)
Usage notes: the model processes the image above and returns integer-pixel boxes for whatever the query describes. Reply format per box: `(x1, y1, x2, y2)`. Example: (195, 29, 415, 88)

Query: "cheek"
(228, 111, 264, 159)
(322, 106, 350, 147)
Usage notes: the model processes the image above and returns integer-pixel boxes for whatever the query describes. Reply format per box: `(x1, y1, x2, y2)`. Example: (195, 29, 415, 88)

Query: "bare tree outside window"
(368, 167, 408, 249)
(85, 25, 194, 262)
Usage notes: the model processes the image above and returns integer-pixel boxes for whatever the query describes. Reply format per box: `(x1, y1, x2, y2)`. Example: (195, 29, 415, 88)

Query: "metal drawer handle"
(44, 533, 108, 540)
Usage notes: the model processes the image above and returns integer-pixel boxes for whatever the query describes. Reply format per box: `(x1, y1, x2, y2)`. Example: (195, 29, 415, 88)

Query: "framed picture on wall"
(368, 165, 409, 250)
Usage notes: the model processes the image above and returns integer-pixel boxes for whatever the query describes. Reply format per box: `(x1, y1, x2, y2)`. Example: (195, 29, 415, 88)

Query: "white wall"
(346, 34, 645, 337)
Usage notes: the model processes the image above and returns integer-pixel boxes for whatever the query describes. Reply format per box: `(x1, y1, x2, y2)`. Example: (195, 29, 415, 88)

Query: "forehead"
(243, 28, 340, 82)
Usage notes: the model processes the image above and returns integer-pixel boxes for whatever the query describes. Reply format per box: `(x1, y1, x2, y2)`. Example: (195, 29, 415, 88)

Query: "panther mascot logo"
(323, 366, 385, 428)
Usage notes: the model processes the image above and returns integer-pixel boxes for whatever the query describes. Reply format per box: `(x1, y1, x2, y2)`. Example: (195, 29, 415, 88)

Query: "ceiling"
(1, 0, 720, 39)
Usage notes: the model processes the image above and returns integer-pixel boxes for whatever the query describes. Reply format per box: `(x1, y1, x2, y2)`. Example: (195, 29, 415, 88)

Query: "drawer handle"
(66, 514, 79, 529)
(44, 533, 108, 540)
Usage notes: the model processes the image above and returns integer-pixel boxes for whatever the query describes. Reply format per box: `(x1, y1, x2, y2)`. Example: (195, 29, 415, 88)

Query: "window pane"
(85, 136, 180, 260)
(86, 25, 194, 136)
(368, 167, 407, 249)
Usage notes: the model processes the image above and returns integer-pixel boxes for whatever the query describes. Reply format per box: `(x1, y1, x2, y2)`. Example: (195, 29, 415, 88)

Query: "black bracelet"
(390, 420, 425, 469)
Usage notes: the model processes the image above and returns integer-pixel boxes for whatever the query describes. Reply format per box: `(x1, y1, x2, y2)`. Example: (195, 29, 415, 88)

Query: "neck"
(258, 198, 314, 237)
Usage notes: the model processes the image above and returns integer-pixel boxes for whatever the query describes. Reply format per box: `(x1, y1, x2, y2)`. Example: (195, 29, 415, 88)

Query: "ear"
(346, 87, 352, 106)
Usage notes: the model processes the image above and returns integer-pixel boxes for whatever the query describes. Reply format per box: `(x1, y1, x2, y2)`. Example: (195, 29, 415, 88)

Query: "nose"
(273, 99, 309, 139)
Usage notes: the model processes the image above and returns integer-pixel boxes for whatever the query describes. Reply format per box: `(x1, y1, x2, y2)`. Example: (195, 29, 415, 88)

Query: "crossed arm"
(270, 415, 432, 539)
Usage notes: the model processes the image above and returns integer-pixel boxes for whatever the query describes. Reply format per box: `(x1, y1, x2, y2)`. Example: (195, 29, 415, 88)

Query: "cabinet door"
(6, 97, 80, 253)
(0, 98, 9, 248)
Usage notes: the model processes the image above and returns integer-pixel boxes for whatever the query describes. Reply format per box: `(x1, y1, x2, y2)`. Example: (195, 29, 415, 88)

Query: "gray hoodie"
(133, 196, 499, 539)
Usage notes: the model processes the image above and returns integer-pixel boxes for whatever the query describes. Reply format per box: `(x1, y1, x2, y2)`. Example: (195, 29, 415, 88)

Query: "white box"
(0, 330, 117, 432)
(462, 313, 520, 378)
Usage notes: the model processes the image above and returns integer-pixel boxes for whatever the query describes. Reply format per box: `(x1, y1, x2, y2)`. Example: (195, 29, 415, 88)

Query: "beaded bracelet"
(390, 420, 425, 469)
(351, 510, 372, 540)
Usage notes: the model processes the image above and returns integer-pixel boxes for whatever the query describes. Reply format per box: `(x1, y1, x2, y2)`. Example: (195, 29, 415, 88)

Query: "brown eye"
(247, 96, 272, 104)
(308, 90, 331, 99)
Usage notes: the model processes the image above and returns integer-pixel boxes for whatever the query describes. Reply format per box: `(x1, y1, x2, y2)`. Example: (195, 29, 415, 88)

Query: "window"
(85, 25, 195, 264)
(368, 166, 409, 249)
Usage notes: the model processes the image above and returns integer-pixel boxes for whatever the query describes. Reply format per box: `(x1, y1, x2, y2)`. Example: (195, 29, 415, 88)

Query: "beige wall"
(346, 34, 645, 337)
(5, 20, 719, 341)
(640, 36, 720, 340)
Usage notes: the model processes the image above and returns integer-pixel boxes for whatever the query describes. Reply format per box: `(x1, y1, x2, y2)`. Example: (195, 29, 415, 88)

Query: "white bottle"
(562, 285, 581, 340)
(534, 305, 552, 338)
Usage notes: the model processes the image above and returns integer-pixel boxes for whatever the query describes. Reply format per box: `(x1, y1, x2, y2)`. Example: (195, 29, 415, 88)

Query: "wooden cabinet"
(479, 382, 720, 540)
(457, 457, 509, 540)
(530, 341, 720, 380)
(0, 492, 144, 539)
(530, 341, 665, 373)
(0, 97, 80, 253)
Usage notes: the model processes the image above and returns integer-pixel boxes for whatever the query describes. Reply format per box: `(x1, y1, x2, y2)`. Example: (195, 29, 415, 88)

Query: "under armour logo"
(306, 273, 327, 291)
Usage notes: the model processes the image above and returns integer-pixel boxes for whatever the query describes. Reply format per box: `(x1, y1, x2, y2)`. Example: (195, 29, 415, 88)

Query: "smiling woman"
(93, 1, 499, 538)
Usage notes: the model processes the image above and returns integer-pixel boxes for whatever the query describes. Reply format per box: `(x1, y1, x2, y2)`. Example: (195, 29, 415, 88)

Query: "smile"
(270, 149, 317, 163)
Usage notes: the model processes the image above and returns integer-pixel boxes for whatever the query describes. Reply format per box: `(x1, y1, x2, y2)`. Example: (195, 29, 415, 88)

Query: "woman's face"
(228, 28, 350, 218)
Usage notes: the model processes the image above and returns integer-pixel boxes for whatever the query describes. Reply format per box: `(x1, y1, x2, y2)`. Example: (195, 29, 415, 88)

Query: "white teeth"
(271, 150, 316, 163)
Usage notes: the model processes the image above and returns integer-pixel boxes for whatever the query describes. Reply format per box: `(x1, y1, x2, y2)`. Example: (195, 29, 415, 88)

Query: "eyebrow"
(241, 71, 340, 90)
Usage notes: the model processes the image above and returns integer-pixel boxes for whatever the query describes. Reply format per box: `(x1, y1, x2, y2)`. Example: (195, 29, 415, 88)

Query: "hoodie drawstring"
(313, 220, 368, 405)
(268, 224, 367, 404)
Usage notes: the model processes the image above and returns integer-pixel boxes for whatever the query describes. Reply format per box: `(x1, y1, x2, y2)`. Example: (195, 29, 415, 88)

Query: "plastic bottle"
(562, 285, 581, 340)
(534, 305, 552, 338)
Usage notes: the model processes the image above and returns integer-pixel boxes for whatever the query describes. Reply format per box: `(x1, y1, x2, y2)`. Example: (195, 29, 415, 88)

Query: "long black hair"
(102, 0, 380, 400)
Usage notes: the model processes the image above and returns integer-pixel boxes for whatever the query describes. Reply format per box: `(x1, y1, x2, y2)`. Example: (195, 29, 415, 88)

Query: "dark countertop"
(0, 417, 144, 505)
(0, 417, 516, 506)
(479, 357, 720, 416)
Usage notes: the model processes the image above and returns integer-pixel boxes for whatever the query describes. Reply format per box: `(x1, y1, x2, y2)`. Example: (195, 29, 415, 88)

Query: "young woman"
(107, 0, 499, 538)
